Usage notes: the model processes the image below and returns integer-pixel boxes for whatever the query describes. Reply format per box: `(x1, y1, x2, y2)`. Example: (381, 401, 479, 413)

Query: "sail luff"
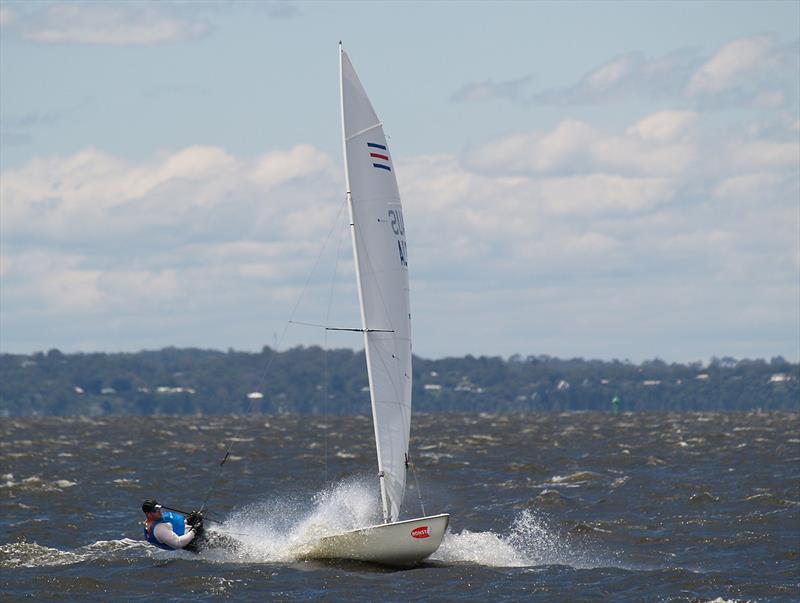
(339, 44, 391, 523)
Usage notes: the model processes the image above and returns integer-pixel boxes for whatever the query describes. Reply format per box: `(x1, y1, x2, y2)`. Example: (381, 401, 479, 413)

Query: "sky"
(1, 0, 798, 363)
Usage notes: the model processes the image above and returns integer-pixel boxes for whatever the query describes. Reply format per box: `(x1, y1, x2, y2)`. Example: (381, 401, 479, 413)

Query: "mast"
(339, 43, 391, 523)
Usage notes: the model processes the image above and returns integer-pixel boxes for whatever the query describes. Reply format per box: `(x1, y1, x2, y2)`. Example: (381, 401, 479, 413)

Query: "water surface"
(1, 412, 798, 601)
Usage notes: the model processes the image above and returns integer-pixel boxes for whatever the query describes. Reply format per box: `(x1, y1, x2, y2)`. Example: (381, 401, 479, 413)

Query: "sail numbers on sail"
(388, 209, 408, 267)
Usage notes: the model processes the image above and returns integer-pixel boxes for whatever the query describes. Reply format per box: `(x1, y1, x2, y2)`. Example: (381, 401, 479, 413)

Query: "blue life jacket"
(144, 511, 186, 550)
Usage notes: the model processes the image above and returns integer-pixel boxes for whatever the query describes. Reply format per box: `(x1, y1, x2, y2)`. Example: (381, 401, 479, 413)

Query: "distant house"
(643, 380, 661, 386)
(769, 373, 790, 383)
(455, 378, 475, 392)
(423, 384, 442, 391)
(155, 386, 196, 394)
(695, 373, 710, 380)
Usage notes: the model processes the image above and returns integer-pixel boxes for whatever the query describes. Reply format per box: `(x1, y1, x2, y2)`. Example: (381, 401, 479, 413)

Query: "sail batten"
(340, 46, 412, 523)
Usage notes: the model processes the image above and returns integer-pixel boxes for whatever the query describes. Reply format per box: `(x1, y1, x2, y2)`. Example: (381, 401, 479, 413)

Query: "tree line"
(0, 347, 797, 417)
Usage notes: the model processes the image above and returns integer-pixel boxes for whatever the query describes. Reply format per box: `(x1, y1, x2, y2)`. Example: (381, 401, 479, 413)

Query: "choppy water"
(1, 412, 798, 601)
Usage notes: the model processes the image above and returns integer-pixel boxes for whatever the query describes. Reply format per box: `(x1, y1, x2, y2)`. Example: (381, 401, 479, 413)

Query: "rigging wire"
(198, 196, 349, 514)
(408, 450, 426, 517)
(322, 212, 348, 487)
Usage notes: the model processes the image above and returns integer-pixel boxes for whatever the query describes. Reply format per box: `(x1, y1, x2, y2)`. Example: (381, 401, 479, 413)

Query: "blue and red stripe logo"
(368, 142, 391, 171)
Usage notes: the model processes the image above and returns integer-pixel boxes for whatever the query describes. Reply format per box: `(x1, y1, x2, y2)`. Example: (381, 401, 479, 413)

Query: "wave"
(432, 509, 620, 569)
(209, 479, 620, 569)
(207, 476, 383, 563)
(2, 478, 621, 571)
(0, 538, 146, 569)
(0, 474, 78, 491)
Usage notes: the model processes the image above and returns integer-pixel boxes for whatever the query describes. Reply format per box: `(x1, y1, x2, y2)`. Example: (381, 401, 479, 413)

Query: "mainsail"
(340, 45, 412, 523)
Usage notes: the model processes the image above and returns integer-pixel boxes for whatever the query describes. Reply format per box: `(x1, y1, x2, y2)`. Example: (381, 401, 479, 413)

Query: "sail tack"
(340, 47, 412, 523)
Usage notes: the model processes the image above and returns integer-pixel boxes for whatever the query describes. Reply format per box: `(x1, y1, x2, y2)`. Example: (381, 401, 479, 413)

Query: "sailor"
(141, 499, 204, 551)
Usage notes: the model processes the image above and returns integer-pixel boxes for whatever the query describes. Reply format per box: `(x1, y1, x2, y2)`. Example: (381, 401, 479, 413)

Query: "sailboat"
(304, 44, 449, 566)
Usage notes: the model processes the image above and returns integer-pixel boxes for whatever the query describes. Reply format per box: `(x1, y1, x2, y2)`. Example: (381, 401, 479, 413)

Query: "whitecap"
(432, 509, 621, 569)
(211, 477, 382, 563)
(550, 471, 604, 484)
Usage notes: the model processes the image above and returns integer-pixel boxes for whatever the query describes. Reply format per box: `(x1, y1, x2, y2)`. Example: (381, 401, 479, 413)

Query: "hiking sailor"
(142, 499, 204, 551)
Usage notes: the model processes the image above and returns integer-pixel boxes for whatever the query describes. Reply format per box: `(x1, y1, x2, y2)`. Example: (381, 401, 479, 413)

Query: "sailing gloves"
(187, 511, 204, 535)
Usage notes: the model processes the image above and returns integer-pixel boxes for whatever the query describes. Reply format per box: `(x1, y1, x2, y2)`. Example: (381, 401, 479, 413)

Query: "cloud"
(529, 49, 676, 104)
(625, 110, 698, 143)
(0, 143, 347, 354)
(466, 116, 697, 179)
(251, 144, 335, 188)
(1, 106, 797, 358)
(0, 144, 340, 251)
(727, 139, 799, 170)
(451, 74, 535, 103)
(712, 172, 785, 201)
(20, 4, 209, 45)
(263, 1, 300, 19)
(455, 35, 798, 110)
(686, 35, 775, 95)
(529, 49, 699, 105)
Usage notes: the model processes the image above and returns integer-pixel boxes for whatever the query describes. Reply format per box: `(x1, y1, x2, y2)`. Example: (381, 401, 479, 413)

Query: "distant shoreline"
(2, 347, 797, 416)
(5, 410, 798, 419)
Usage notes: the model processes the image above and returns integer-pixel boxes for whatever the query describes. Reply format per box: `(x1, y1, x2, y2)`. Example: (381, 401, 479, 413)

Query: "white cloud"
(21, 4, 208, 45)
(467, 114, 696, 178)
(251, 144, 336, 188)
(1, 107, 797, 358)
(537, 174, 675, 215)
(159, 146, 235, 181)
(626, 111, 698, 143)
(586, 55, 635, 89)
(0, 143, 347, 330)
(686, 35, 774, 95)
(472, 35, 797, 109)
(0, 144, 341, 246)
(727, 139, 800, 170)
(1, 250, 103, 313)
(713, 172, 784, 201)
(529, 49, 698, 105)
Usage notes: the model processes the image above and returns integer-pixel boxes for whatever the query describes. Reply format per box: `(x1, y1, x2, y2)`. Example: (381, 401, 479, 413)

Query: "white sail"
(340, 45, 411, 523)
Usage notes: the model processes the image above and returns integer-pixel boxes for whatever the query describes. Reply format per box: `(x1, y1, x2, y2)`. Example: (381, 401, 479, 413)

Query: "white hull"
(303, 513, 449, 567)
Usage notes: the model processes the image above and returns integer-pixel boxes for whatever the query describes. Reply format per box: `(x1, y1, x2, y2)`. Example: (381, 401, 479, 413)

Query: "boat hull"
(303, 513, 449, 567)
